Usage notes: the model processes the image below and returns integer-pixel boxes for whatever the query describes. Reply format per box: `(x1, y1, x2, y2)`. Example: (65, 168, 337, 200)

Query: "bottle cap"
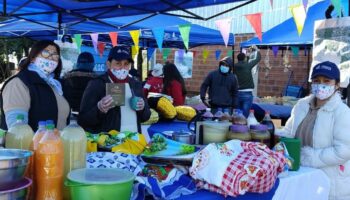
(38, 121, 46, 127)
(230, 125, 249, 133)
(16, 114, 24, 120)
(250, 124, 268, 131)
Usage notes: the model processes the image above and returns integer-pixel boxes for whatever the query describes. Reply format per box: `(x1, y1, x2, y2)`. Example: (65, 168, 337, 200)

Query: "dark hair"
(162, 63, 187, 95)
(237, 53, 246, 61)
(20, 40, 62, 79)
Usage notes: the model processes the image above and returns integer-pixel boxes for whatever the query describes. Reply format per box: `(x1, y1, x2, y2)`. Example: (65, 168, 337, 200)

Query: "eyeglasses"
(41, 49, 60, 60)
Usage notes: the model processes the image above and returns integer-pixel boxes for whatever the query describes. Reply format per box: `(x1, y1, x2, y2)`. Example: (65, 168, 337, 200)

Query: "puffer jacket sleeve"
(275, 102, 298, 138)
(78, 78, 106, 130)
(303, 105, 350, 168)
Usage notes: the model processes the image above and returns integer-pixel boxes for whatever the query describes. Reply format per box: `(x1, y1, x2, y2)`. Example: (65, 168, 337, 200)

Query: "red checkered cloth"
(196, 142, 286, 197)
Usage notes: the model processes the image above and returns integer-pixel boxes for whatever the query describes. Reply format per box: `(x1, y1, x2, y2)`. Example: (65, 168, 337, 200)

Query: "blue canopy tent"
(0, 14, 234, 49)
(240, 0, 329, 47)
(1, 0, 256, 32)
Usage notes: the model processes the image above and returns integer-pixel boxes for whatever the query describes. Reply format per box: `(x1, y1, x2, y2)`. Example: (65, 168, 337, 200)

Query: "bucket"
(280, 137, 301, 171)
(202, 121, 230, 144)
(65, 168, 135, 200)
(0, 177, 32, 200)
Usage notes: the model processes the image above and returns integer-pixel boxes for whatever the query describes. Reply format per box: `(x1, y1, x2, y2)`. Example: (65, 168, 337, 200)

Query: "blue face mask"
(220, 65, 230, 73)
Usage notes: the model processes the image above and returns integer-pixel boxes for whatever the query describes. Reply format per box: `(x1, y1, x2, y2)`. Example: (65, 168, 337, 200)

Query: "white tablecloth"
(273, 167, 330, 200)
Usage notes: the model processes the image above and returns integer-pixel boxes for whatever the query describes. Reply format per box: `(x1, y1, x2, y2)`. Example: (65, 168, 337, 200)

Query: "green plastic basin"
(65, 168, 135, 200)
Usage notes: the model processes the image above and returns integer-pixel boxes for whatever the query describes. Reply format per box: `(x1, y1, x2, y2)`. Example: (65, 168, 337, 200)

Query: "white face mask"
(34, 57, 58, 75)
(311, 83, 336, 100)
(111, 69, 129, 80)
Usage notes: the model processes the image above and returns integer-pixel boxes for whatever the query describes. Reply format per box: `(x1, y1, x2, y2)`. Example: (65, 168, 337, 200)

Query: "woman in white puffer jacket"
(277, 61, 350, 200)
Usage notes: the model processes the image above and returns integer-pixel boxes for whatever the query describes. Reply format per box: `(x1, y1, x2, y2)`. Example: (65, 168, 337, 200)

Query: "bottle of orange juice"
(61, 120, 87, 200)
(36, 123, 64, 200)
(5, 114, 34, 150)
(28, 121, 46, 200)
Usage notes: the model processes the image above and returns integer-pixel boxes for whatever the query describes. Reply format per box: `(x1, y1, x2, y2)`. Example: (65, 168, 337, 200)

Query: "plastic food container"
(65, 168, 135, 200)
(202, 121, 231, 144)
(0, 177, 32, 200)
(250, 124, 270, 147)
(228, 125, 251, 141)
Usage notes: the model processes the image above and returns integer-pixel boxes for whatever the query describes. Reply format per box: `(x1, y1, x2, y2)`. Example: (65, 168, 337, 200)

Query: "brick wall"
(156, 33, 312, 97)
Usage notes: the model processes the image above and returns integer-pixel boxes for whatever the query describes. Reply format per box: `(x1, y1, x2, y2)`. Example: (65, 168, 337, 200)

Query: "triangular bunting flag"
(109, 32, 118, 47)
(74, 34, 82, 51)
(131, 46, 138, 58)
(270, 0, 273, 9)
(130, 30, 140, 49)
(215, 50, 221, 60)
(272, 46, 279, 57)
(227, 50, 233, 57)
(215, 18, 232, 47)
(178, 49, 185, 62)
(245, 13, 262, 41)
(331, 0, 342, 17)
(203, 49, 209, 63)
(291, 46, 299, 57)
(289, 4, 306, 36)
(147, 48, 155, 61)
(162, 48, 171, 61)
(302, 0, 308, 10)
(90, 33, 99, 53)
(152, 28, 165, 52)
(178, 24, 191, 50)
(97, 42, 105, 58)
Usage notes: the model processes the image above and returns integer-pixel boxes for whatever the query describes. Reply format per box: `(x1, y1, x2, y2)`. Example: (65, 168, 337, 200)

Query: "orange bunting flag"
(109, 32, 118, 47)
(245, 13, 262, 42)
(97, 42, 105, 58)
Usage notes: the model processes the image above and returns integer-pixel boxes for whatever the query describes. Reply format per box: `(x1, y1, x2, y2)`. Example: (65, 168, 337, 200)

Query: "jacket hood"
(219, 56, 233, 73)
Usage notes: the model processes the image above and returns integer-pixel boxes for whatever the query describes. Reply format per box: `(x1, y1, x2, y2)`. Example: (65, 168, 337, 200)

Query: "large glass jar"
(228, 125, 251, 141)
(250, 124, 270, 147)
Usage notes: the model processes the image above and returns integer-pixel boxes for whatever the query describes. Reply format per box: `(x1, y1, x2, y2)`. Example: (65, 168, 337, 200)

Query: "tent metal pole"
(35, 0, 120, 29)
(120, 13, 157, 29)
(8, 0, 33, 16)
(2, 0, 6, 16)
(14, 15, 57, 29)
(205, 0, 257, 21)
(159, 0, 204, 20)
(12, 11, 57, 17)
(161, 12, 203, 19)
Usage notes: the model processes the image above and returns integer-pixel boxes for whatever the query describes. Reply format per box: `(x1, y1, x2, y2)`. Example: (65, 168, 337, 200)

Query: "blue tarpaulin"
(240, 0, 330, 47)
(0, 14, 234, 48)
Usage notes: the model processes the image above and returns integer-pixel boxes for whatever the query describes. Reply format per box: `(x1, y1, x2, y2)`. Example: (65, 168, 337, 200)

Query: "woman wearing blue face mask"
(78, 46, 151, 133)
(200, 56, 239, 114)
(276, 61, 350, 200)
(0, 40, 70, 131)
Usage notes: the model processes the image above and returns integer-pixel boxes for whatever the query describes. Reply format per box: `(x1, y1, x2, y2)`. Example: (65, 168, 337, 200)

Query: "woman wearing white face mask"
(276, 61, 350, 200)
(78, 46, 151, 133)
(0, 40, 70, 130)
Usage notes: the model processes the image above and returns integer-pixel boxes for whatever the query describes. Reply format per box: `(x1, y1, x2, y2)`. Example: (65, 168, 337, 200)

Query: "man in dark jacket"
(63, 52, 97, 113)
(78, 46, 151, 133)
(200, 56, 239, 114)
(235, 46, 261, 117)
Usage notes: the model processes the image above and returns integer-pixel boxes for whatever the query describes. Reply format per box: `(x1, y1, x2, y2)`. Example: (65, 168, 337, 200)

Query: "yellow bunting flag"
(289, 4, 306, 36)
(129, 30, 140, 51)
(203, 49, 209, 63)
(131, 46, 138, 58)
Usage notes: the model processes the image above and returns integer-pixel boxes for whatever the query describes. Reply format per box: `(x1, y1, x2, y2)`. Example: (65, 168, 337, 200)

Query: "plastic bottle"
(261, 111, 275, 148)
(202, 108, 214, 121)
(5, 114, 34, 150)
(61, 120, 87, 200)
(214, 108, 224, 120)
(28, 121, 46, 200)
(232, 109, 247, 125)
(221, 108, 232, 121)
(247, 109, 259, 128)
(36, 123, 64, 200)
